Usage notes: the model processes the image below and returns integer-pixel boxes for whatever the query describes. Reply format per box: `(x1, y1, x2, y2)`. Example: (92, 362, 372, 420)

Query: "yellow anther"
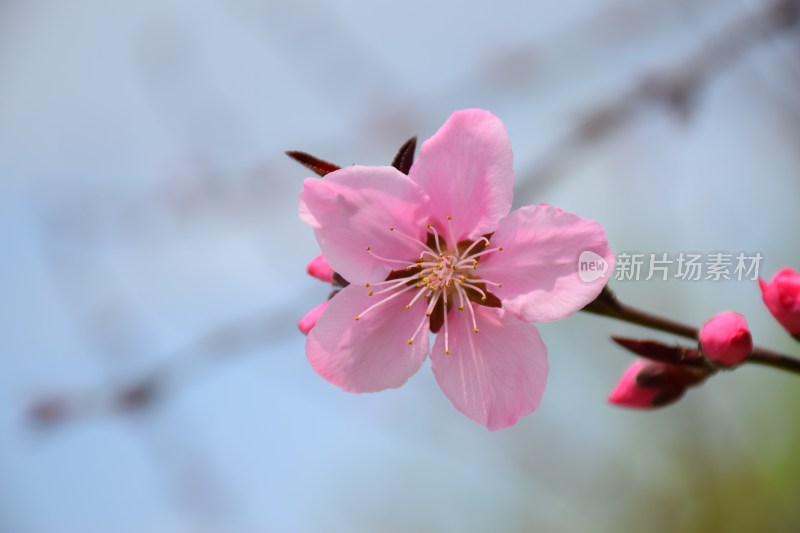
(458, 305, 464, 310)
(425, 312, 432, 317)
(498, 283, 503, 288)
(426, 223, 431, 228)
(444, 349, 450, 355)
(405, 305, 411, 309)
(460, 275, 466, 280)
(423, 277, 430, 283)
(368, 291, 374, 296)
(365, 282, 370, 287)
(446, 216, 453, 220)
(407, 339, 413, 345)
(473, 327, 479, 333)
(484, 241, 489, 247)
(453, 265, 459, 270)
(355, 316, 361, 321)
(498, 246, 503, 251)
(481, 296, 487, 302)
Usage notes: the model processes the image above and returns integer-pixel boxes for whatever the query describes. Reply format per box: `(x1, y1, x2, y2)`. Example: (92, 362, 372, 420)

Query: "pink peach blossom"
(699, 311, 752, 367)
(299, 109, 613, 430)
(759, 268, 800, 337)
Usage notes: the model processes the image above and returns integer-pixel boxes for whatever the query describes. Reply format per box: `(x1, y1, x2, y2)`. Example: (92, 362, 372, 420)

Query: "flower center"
(354, 216, 503, 355)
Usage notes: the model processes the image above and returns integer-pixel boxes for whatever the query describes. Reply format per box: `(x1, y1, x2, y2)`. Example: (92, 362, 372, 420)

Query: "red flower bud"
(608, 360, 690, 409)
(306, 254, 334, 283)
(699, 311, 752, 367)
(298, 301, 327, 335)
(608, 360, 661, 409)
(759, 268, 800, 338)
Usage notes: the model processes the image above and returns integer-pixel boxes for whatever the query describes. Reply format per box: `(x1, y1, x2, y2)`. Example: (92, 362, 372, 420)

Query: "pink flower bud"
(608, 360, 661, 409)
(298, 301, 328, 335)
(759, 268, 800, 337)
(699, 311, 752, 367)
(306, 254, 334, 283)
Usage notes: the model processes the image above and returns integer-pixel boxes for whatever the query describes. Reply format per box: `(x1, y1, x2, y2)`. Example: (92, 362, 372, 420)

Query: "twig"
(583, 287, 800, 375)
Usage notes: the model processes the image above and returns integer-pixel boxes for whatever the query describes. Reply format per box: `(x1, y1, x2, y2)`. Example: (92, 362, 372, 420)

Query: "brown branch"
(584, 287, 800, 376)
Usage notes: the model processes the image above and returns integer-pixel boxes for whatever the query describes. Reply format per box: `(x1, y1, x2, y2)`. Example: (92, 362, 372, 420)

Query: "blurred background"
(2, 0, 800, 531)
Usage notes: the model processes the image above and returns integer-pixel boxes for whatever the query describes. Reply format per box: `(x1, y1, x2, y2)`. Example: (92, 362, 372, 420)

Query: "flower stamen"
(445, 216, 457, 251)
(367, 247, 416, 267)
(461, 282, 487, 301)
(443, 288, 450, 355)
(456, 246, 503, 267)
(355, 284, 415, 321)
(389, 227, 437, 255)
(407, 291, 440, 345)
(459, 237, 490, 259)
(455, 283, 479, 333)
(427, 224, 444, 255)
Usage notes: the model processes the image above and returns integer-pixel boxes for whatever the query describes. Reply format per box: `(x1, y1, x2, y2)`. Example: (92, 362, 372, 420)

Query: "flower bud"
(759, 268, 800, 338)
(608, 359, 684, 409)
(699, 311, 752, 367)
(298, 301, 327, 335)
(306, 254, 334, 283)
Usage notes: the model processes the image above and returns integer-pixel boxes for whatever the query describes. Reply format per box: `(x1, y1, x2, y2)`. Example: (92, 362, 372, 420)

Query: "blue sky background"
(2, 0, 800, 531)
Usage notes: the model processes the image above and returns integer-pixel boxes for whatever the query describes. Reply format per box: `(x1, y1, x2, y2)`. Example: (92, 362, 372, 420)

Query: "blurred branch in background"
(27, 306, 293, 428)
(514, 0, 800, 204)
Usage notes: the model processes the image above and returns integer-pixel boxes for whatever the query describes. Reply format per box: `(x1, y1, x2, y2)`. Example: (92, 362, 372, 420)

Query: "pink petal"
(306, 254, 333, 283)
(306, 284, 430, 393)
(409, 109, 513, 243)
(299, 166, 430, 285)
(477, 204, 614, 323)
(430, 305, 548, 431)
(298, 301, 328, 335)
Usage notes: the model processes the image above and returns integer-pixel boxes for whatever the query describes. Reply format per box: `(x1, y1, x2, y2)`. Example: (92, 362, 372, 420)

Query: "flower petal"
(306, 284, 430, 393)
(478, 204, 614, 323)
(409, 109, 513, 242)
(299, 166, 430, 285)
(430, 305, 548, 431)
